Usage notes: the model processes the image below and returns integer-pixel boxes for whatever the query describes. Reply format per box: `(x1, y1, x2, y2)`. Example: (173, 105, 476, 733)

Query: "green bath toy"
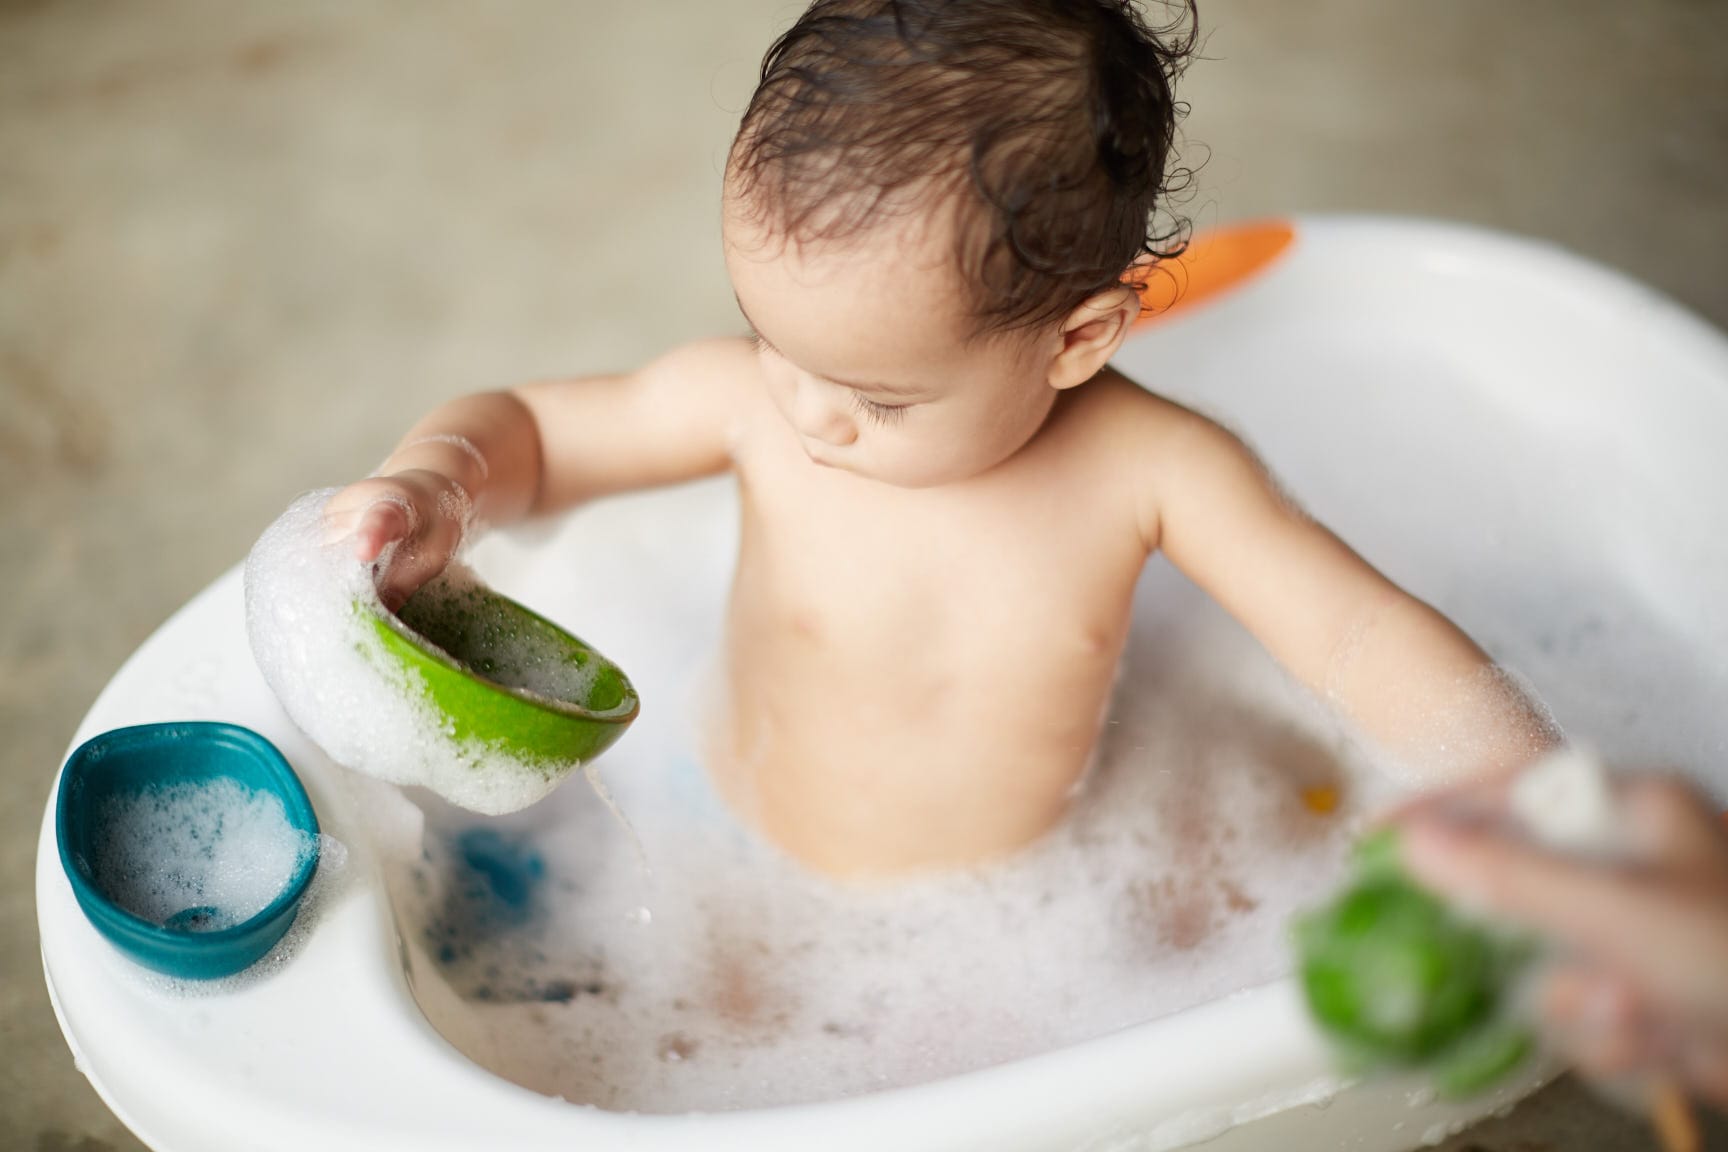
(1295, 828, 1535, 1097)
(361, 579, 638, 776)
(246, 490, 640, 815)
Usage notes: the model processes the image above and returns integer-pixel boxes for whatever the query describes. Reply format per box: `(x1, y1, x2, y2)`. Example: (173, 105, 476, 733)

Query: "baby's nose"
(790, 378, 858, 446)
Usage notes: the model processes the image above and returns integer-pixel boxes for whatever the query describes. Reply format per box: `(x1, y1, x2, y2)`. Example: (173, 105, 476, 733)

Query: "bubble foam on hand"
(244, 489, 575, 815)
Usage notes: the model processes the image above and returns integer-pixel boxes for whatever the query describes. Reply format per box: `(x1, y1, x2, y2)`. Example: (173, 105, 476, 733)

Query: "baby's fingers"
(370, 497, 465, 611)
(323, 499, 411, 564)
(320, 471, 471, 610)
(352, 500, 414, 563)
(322, 478, 426, 562)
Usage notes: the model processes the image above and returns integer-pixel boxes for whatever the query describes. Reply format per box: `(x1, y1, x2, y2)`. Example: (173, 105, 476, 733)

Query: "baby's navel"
(788, 610, 821, 640)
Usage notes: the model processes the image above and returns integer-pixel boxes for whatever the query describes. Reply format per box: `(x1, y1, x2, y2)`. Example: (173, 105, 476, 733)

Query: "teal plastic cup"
(56, 722, 321, 981)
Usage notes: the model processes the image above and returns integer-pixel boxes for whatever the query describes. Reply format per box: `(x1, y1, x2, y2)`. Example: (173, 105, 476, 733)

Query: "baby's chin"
(809, 450, 977, 490)
(797, 427, 1012, 489)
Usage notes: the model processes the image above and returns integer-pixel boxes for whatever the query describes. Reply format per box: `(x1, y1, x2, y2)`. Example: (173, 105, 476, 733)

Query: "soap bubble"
(92, 778, 316, 931)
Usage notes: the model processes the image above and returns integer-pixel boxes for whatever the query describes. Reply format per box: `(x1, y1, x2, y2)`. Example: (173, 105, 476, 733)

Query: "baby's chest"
(734, 471, 1140, 662)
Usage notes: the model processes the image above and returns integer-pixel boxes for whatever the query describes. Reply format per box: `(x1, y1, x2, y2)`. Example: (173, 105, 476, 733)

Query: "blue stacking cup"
(56, 722, 321, 980)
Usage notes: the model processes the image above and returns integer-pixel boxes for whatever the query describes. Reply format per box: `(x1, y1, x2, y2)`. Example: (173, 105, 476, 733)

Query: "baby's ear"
(1047, 288, 1140, 390)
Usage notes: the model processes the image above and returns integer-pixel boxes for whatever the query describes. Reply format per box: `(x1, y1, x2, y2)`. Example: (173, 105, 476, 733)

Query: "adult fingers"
(1402, 817, 1728, 1022)
(1541, 965, 1660, 1079)
(1619, 777, 1728, 871)
(1399, 815, 1627, 934)
(1545, 964, 1728, 1109)
(1681, 1033, 1728, 1110)
(1375, 773, 1515, 832)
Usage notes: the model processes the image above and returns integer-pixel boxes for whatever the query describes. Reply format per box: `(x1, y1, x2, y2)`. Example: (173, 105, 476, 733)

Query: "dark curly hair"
(728, 0, 1198, 337)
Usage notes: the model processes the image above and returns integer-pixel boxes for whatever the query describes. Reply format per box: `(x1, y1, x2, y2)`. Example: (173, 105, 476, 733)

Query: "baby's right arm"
(323, 337, 758, 607)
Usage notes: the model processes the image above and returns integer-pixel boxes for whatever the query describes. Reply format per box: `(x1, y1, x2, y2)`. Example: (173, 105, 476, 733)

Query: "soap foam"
(1510, 747, 1618, 854)
(244, 490, 588, 814)
(92, 778, 317, 932)
(111, 832, 352, 997)
(396, 577, 603, 704)
(391, 693, 1382, 1113)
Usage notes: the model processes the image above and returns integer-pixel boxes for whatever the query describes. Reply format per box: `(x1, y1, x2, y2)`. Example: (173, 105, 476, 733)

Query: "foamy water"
(361, 484, 1413, 1112)
(92, 779, 318, 932)
(366, 425, 1728, 1113)
(397, 578, 604, 704)
(394, 714, 1379, 1112)
(268, 227, 1728, 1114)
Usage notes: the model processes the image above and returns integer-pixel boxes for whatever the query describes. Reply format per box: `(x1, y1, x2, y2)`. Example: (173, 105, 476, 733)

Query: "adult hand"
(1396, 775, 1728, 1107)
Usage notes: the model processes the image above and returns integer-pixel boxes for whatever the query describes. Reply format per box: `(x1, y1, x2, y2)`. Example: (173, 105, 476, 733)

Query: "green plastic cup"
(361, 580, 639, 778)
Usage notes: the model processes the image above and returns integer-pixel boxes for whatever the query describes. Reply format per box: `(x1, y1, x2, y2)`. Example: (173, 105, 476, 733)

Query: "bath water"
(367, 485, 1409, 1113)
(260, 236, 1728, 1112)
(369, 434, 1728, 1113)
(228, 225, 1728, 1122)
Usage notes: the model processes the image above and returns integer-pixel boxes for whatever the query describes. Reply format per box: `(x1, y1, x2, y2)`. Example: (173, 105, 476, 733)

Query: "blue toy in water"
(56, 721, 321, 980)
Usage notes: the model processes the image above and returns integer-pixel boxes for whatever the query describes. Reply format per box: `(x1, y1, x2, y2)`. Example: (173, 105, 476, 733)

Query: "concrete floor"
(3, 1, 1725, 1149)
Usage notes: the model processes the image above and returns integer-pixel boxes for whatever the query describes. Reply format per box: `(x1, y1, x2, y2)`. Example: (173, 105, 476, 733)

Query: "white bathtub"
(37, 216, 1728, 1151)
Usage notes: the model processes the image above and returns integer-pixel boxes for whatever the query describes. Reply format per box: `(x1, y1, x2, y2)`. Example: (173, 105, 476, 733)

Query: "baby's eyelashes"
(742, 323, 913, 426)
(849, 390, 909, 426)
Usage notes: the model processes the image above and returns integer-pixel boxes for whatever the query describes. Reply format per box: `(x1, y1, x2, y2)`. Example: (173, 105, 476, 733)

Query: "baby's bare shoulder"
(1065, 368, 1235, 460)
(1062, 368, 1269, 546)
(639, 336, 765, 403)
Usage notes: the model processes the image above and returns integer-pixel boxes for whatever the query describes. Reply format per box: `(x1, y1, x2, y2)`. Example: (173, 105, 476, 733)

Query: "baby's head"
(723, 0, 1195, 487)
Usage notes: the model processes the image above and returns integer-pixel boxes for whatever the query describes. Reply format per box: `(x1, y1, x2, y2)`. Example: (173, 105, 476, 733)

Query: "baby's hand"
(321, 469, 471, 610)
(1397, 776, 1728, 1106)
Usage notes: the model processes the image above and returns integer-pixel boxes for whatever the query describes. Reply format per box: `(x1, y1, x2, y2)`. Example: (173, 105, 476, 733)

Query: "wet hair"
(729, 0, 1198, 336)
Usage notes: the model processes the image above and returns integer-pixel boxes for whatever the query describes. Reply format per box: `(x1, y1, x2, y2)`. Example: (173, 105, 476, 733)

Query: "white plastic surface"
(36, 217, 1728, 1151)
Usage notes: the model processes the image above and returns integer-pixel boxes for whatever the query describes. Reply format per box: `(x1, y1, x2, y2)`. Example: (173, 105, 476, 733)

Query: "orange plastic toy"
(1130, 219, 1296, 329)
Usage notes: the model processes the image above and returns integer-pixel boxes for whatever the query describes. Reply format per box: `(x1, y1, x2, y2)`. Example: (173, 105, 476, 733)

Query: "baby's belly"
(715, 562, 1131, 875)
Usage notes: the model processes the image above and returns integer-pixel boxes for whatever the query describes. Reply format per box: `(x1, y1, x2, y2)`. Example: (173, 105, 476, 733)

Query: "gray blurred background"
(4, 2, 1725, 1149)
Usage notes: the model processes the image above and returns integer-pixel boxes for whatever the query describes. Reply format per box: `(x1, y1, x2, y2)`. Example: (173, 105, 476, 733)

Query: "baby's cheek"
(952, 405, 1036, 476)
(882, 427, 984, 488)
(759, 360, 798, 415)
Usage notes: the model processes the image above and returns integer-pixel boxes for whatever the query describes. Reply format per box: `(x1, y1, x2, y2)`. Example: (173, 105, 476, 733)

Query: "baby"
(325, 0, 1558, 875)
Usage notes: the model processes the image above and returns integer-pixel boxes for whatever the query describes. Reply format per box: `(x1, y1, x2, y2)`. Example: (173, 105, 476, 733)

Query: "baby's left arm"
(1137, 405, 1560, 784)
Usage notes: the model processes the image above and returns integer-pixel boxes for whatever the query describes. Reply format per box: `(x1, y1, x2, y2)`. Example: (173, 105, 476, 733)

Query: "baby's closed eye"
(849, 391, 909, 425)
